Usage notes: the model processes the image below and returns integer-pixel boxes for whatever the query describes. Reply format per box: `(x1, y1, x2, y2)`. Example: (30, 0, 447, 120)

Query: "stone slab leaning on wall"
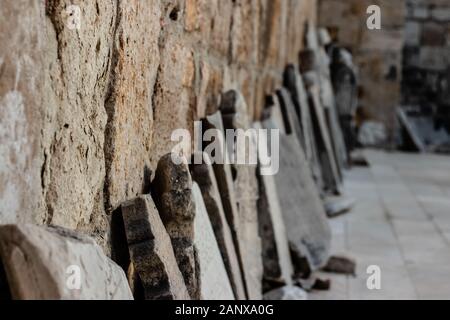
(191, 152, 247, 300)
(192, 182, 235, 300)
(219, 90, 263, 300)
(0, 224, 133, 300)
(152, 154, 200, 300)
(121, 195, 190, 300)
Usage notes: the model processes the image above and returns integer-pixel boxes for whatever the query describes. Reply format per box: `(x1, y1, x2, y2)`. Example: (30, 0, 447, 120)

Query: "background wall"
(402, 0, 450, 108)
(318, 0, 406, 141)
(0, 0, 317, 252)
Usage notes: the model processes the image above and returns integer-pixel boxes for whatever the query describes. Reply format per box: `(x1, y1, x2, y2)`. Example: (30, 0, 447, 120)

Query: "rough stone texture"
(0, 0, 317, 254)
(0, 224, 132, 300)
(262, 115, 332, 270)
(152, 154, 200, 300)
(254, 122, 293, 288)
(192, 183, 235, 300)
(42, 0, 118, 249)
(318, 0, 406, 141)
(220, 91, 263, 300)
(121, 195, 190, 300)
(191, 152, 247, 300)
(104, 1, 161, 213)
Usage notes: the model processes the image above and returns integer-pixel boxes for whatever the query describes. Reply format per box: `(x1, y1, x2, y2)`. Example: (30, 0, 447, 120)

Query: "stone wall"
(0, 0, 316, 252)
(318, 0, 406, 141)
(402, 0, 450, 107)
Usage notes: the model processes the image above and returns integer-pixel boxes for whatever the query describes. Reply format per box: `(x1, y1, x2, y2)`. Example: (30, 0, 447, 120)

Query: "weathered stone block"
(421, 22, 446, 47)
(262, 112, 332, 270)
(303, 71, 342, 193)
(121, 195, 190, 300)
(191, 152, 247, 300)
(0, 224, 132, 300)
(0, 1, 46, 225)
(192, 183, 235, 300)
(103, 0, 162, 213)
(253, 122, 293, 287)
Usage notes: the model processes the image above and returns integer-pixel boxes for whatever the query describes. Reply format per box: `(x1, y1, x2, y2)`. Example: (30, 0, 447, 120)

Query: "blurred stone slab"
(277, 88, 306, 149)
(0, 224, 133, 300)
(153, 154, 200, 299)
(322, 256, 356, 276)
(264, 286, 308, 300)
(277, 135, 332, 269)
(283, 65, 322, 187)
(303, 69, 342, 194)
(262, 116, 331, 270)
(300, 46, 345, 171)
(192, 183, 235, 300)
(121, 195, 190, 300)
(254, 122, 293, 287)
(262, 94, 286, 135)
(408, 114, 450, 152)
(191, 152, 246, 300)
(269, 89, 331, 269)
(324, 196, 355, 218)
(316, 35, 348, 175)
(202, 111, 247, 293)
(219, 90, 263, 300)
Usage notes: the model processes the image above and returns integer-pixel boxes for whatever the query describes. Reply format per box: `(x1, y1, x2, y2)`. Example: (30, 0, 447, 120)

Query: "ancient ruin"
(1, 0, 450, 302)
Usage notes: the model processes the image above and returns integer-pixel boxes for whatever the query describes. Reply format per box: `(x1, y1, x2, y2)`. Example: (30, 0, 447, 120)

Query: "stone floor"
(310, 149, 450, 300)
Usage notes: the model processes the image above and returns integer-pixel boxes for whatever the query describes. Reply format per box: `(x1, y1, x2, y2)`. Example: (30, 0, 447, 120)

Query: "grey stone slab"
(203, 110, 262, 300)
(0, 224, 133, 300)
(219, 90, 263, 300)
(152, 153, 200, 299)
(348, 264, 417, 300)
(324, 196, 355, 218)
(192, 183, 235, 300)
(276, 88, 306, 152)
(264, 94, 286, 135)
(316, 46, 348, 175)
(191, 152, 247, 300)
(300, 45, 347, 177)
(304, 71, 342, 194)
(263, 118, 331, 270)
(121, 195, 190, 300)
(253, 122, 293, 287)
(283, 65, 323, 187)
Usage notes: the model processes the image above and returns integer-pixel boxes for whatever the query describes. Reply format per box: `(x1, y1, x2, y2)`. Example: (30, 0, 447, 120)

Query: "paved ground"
(310, 149, 450, 300)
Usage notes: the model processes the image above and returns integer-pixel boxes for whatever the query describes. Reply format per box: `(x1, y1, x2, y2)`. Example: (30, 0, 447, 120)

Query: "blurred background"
(319, 0, 450, 152)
